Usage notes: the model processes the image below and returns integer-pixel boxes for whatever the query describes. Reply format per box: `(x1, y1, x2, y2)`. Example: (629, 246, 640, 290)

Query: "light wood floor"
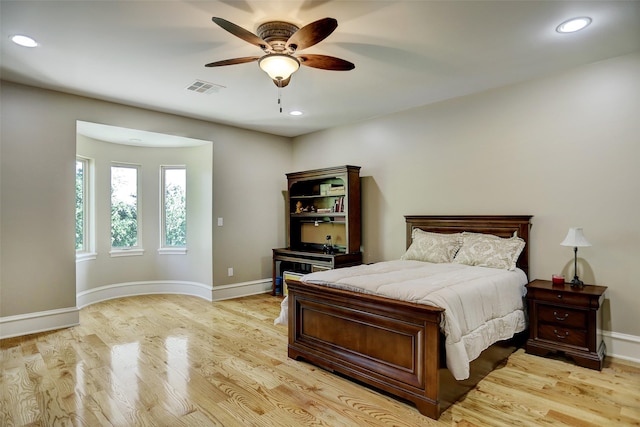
(1, 293, 639, 426)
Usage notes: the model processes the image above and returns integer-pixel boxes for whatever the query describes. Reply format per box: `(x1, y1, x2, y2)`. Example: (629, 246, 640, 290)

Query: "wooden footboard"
(287, 280, 445, 418)
(287, 280, 525, 419)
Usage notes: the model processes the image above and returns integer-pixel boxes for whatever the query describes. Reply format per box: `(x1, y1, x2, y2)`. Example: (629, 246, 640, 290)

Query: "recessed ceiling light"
(289, 110, 303, 116)
(11, 34, 38, 47)
(556, 17, 592, 33)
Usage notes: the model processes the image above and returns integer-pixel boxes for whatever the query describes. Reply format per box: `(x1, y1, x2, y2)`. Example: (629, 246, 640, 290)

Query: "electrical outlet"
(227, 267, 233, 276)
(217, 217, 223, 226)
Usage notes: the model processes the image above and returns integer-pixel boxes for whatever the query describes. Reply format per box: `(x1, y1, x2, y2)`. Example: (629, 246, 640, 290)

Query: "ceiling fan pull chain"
(278, 82, 283, 113)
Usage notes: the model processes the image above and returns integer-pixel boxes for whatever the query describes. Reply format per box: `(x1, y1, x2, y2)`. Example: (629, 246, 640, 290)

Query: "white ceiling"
(76, 120, 212, 147)
(2, 1, 639, 138)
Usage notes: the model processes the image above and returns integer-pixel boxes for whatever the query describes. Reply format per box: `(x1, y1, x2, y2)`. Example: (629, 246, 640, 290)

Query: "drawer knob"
(553, 329, 569, 339)
(553, 311, 569, 321)
(557, 294, 563, 299)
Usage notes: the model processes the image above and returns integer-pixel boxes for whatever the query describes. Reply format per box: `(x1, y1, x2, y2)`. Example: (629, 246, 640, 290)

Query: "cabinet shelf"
(291, 193, 345, 199)
(291, 212, 346, 218)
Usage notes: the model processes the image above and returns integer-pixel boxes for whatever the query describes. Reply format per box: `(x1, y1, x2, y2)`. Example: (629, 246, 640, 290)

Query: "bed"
(285, 215, 532, 419)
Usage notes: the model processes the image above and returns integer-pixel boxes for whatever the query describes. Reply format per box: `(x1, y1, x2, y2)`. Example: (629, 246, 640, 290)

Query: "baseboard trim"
(212, 279, 272, 301)
(0, 307, 79, 340)
(76, 280, 213, 308)
(76, 278, 272, 307)
(603, 330, 640, 364)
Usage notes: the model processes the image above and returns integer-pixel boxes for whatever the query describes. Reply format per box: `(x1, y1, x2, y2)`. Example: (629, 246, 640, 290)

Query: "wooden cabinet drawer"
(538, 324, 587, 348)
(530, 288, 590, 307)
(538, 305, 587, 329)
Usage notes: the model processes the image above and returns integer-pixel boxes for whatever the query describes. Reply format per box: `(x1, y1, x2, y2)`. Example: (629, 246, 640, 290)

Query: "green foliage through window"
(75, 159, 85, 250)
(111, 165, 138, 248)
(163, 168, 186, 247)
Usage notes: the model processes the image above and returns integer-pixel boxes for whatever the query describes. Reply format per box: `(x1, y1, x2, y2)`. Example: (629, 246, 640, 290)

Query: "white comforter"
(288, 260, 528, 380)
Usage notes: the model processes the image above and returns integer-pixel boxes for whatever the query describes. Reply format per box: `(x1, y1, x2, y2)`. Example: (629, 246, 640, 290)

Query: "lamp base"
(570, 247, 585, 288)
(570, 276, 584, 288)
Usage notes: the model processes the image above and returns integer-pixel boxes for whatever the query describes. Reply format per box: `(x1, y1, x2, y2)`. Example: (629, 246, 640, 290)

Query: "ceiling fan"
(205, 17, 355, 88)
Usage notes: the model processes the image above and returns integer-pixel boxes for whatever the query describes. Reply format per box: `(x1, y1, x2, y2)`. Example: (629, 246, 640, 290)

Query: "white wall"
(0, 82, 292, 325)
(75, 135, 213, 297)
(292, 52, 640, 343)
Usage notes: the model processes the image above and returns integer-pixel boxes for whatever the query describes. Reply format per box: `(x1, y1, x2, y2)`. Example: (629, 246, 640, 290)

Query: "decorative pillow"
(453, 232, 525, 271)
(401, 229, 462, 263)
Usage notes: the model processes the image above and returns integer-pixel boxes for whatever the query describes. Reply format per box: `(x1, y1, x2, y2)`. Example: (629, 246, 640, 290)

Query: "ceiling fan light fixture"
(259, 54, 300, 81)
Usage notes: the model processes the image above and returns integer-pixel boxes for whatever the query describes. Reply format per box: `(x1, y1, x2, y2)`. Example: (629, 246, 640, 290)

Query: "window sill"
(158, 247, 188, 255)
(76, 252, 97, 262)
(110, 248, 144, 258)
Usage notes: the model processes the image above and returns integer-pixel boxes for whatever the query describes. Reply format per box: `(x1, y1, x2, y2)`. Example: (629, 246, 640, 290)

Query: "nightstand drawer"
(529, 288, 590, 307)
(538, 324, 587, 348)
(538, 305, 587, 328)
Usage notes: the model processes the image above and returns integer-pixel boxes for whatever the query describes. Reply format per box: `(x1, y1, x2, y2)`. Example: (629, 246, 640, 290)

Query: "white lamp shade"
(560, 227, 592, 247)
(259, 54, 300, 81)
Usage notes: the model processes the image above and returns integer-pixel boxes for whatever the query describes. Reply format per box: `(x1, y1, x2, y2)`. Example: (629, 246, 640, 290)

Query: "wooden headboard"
(405, 215, 533, 279)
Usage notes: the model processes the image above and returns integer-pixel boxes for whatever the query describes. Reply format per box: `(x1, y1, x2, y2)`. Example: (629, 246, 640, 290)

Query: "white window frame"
(109, 162, 144, 257)
(76, 156, 97, 262)
(159, 165, 187, 255)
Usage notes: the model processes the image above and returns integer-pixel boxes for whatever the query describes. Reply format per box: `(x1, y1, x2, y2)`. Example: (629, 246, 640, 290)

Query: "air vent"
(185, 80, 225, 94)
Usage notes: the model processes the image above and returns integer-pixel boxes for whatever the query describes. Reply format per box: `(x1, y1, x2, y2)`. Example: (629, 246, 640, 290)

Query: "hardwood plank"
(1, 293, 639, 426)
(3, 366, 42, 426)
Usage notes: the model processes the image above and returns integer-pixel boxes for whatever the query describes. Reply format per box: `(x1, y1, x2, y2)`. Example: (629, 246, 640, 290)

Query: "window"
(111, 163, 142, 255)
(76, 156, 96, 261)
(161, 166, 187, 250)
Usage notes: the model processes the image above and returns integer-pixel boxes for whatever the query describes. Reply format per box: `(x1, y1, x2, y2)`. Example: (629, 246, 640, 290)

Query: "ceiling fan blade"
(212, 17, 271, 51)
(286, 17, 337, 52)
(272, 76, 291, 88)
(298, 54, 355, 71)
(205, 56, 260, 67)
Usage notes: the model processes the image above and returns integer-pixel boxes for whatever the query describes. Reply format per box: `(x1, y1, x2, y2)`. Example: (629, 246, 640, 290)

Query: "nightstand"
(525, 279, 607, 370)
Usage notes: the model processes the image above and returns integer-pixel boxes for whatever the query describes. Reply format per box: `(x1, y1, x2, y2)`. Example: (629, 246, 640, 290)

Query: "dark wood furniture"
(272, 165, 362, 295)
(287, 215, 532, 419)
(525, 279, 607, 370)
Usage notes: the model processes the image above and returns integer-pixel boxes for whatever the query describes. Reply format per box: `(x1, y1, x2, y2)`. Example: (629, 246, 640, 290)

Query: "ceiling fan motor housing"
(257, 21, 299, 52)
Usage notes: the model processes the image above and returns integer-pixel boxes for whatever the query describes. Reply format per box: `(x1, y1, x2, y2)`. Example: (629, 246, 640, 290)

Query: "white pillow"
(453, 232, 525, 271)
(401, 229, 462, 263)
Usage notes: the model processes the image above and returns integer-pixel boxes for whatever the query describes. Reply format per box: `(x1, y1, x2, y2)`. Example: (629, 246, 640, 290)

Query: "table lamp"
(560, 227, 591, 288)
